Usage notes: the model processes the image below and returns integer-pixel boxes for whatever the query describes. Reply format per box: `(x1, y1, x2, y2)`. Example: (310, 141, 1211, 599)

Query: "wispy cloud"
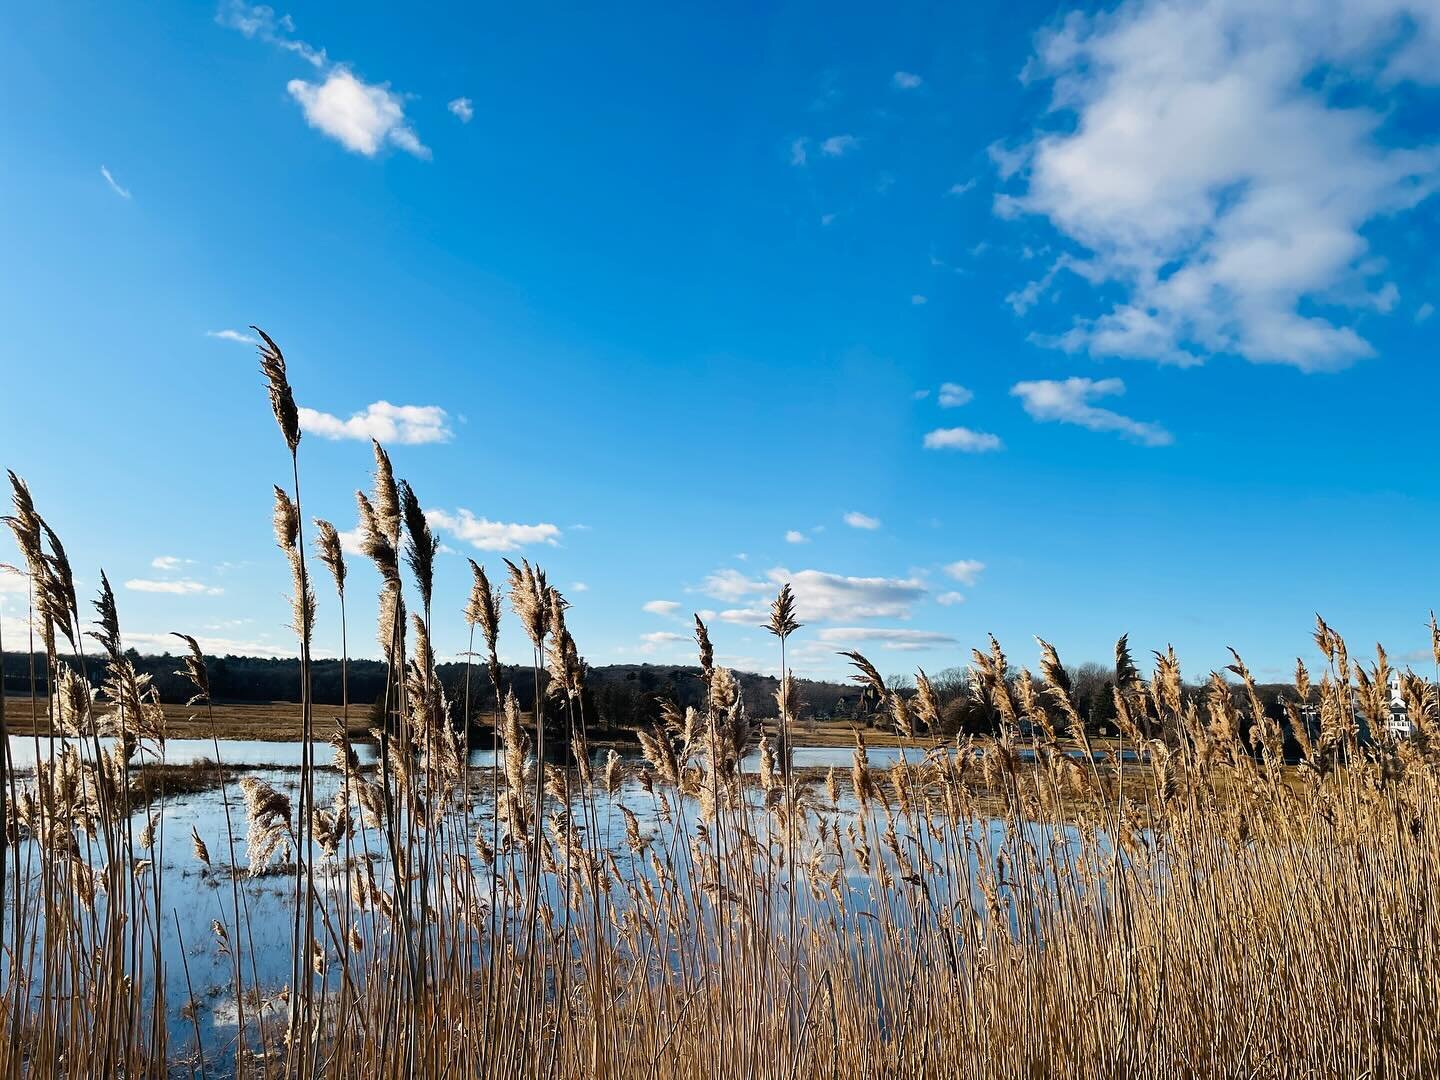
(99, 166, 131, 200)
(789, 137, 809, 166)
(299, 401, 451, 444)
(643, 600, 681, 617)
(817, 627, 956, 652)
(943, 559, 985, 586)
(936, 591, 965, 606)
(571, 582, 589, 592)
(910, 295, 928, 305)
(1011, 377, 1172, 446)
(892, 71, 923, 90)
(150, 555, 191, 571)
(206, 329, 259, 345)
(947, 178, 976, 197)
(1418, 303, 1435, 324)
(784, 530, 809, 544)
(639, 631, 689, 653)
(1005, 0, 1440, 371)
(938, 382, 973, 408)
(217, 1, 326, 67)
(124, 578, 223, 596)
(923, 427, 1002, 452)
(426, 509, 560, 552)
(843, 512, 881, 531)
(698, 566, 927, 623)
(821, 134, 859, 158)
(448, 97, 474, 123)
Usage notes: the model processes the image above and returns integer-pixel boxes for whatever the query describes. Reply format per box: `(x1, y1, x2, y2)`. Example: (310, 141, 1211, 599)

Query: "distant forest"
(2, 648, 1304, 741)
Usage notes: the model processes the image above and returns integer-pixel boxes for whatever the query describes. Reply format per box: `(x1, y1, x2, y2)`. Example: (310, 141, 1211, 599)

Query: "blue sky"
(1, 0, 1438, 682)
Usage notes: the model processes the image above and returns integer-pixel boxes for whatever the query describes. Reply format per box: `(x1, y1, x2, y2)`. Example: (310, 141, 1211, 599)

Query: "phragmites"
(312, 518, 347, 598)
(840, 650, 886, 705)
(398, 480, 437, 612)
(88, 572, 122, 662)
(171, 632, 210, 705)
(695, 615, 714, 685)
(504, 558, 549, 650)
(1430, 611, 1440, 670)
(53, 663, 92, 736)
(766, 582, 803, 640)
(239, 776, 294, 872)
(370, 440, 401, 544)
(4, 471, 72, 650)
(273, 487, 314, 644)
(190, 827, 211, 867)
(465, 559, 504, 695)
(913, 669, 941, 733)
(255, 327, 301, 454)
(545, 587, 583, 701)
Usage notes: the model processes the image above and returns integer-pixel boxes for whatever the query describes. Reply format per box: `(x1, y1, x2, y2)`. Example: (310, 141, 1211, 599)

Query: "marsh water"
(2, 734, 1125, 1065)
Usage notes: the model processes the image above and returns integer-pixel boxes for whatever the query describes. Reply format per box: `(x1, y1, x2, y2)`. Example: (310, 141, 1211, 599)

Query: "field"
(4, 331, 1439, 1079)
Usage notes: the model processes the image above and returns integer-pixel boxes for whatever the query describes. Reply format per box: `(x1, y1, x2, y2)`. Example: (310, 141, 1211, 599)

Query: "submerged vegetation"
(4, 329, 1440, 1077)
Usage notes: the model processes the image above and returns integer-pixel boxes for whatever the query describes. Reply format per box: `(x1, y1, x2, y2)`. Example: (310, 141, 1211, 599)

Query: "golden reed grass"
(2, 331, 1440, 1077)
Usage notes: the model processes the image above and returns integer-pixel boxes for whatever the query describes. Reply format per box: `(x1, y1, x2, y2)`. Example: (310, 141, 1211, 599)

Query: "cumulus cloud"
(150, 555, 190, 571)
(923, 427, 1003, 452)
(943, 559, 985, 586)
(100, 165, 131, 200)
(843, 511, 881, 530)
(448, 97, 474, 123)
(287, 69, 430, 159)
(816, 627, 957, 652)
(936, 591, 966, 606)
(821, 134, 859, 157)
(299, 400, 451, 444)
(124, 578, 223, 596)
(699, 568, 769, 602)
(1010, 377, 1173, 446)
(784, 530, 809, 544)
(893, 71, 923, 90)
(639, 631, 689, 653)
(938, 382, 974, 408)
(426, 509, 561, 552)
(206, 329, 259, 345)
(1005, 0, 1440, 371)
(643, 600, 681, 617)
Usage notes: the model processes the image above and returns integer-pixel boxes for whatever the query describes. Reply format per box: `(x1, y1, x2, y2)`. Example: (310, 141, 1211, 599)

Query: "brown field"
(2, 696, 370, 742)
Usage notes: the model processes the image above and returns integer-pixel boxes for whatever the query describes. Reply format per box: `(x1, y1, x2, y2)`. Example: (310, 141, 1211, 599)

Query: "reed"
(3, 332, 1440, 1077)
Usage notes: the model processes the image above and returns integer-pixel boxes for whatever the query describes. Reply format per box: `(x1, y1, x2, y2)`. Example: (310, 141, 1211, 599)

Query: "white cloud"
(426, 509, 561, 553)
(912, 389, 931, 400)
(936, 591, 966, 606)
(1418, 302, 1435, 324)
(790, 138, 809, 166)
(843, 511, 881, 530)
(938, 382, 973, 408)
(911, 294, 928, 305)
(448, 97, 474, 123)
(1006, 0, 1440, 371)
(947, 179, 977, 197)
(698, 565, 927, 622)
(923, 427, 1003, 452)
(943, 559, 985, 585)
(893, 71, 923, 90)
(150, 555, 190, 571)
(643, 600, 681, 617)
(571, 582, 589, 592)
(639, 630, 689, 653)
(100, 166, 131, 200)
(817, 627, 957, 652)
(784, 530, 809, 544)
(206, 329, 259, 345)
(124, 578, 223, 597)
(287, 69, 429, 159)
(698, 568, 769, 602)
(337, 526, 365, 556)
(217, 1, 326, 67)
(1010, 377, 1173, 446)
(821, 134, 859, 157)
(299, 400, 451, 444)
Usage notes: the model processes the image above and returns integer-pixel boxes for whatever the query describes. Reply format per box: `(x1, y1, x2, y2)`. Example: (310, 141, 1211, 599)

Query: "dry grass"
(3, 696, 370, 743)
(4, 329, 1439, 1078)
